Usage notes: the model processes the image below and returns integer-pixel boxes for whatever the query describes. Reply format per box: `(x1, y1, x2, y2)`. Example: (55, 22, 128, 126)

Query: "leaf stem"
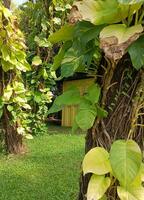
(135, 10, 139, 25)
(138, 12, 144, 24)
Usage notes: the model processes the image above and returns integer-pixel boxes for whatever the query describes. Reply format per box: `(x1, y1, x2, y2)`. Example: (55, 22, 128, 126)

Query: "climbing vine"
(48, 0, 144, 199)
(0, 2, 31, 153)
(17, 0, 73, 134)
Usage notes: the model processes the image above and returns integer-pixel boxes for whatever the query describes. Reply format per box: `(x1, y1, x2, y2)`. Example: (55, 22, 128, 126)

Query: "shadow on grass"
(47, 124, 85, 135)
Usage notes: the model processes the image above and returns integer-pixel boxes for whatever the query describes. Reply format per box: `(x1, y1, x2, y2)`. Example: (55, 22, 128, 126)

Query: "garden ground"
(0, 126, 84, 200)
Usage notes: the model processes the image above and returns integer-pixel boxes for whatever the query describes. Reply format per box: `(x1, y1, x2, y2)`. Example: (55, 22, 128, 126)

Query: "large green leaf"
(82, 147, 111, 175)
(128, 35, 144, 70)
(74, 21, 104, 46)
(55, 86, 81, 106)
(52, 22, 102, 73)
(74, 0, 140, 25)
(49, 24, 74, 43)
(79, 98, 94, 110)
(110, 140, 142, 188)
(48, 87, 81, 114)
(117, 186, 144, 200)
(87, 175, 110, 200)
(48, 103, 63, 115)
(118, 0, 144, 4)
(85, 84, 101, 104)
(52, 41, 72, 71)
(60, 47, 84, 78)
(75, 107, 96, 130)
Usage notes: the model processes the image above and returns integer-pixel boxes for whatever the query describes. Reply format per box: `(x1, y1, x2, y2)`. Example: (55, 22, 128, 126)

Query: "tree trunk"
(3, 106, 25, 154)
(0, 69, 25, 154)
(0, 0, 25, 155)
(3, 0, 11, 9)
(78, 56, 144, 199)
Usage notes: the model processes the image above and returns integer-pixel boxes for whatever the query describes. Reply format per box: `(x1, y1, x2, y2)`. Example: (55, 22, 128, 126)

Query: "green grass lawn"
(0, 126, 84, 200)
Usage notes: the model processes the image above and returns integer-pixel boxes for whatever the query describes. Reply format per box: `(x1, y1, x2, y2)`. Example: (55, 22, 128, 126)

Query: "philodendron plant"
(82, 140, 144, 200)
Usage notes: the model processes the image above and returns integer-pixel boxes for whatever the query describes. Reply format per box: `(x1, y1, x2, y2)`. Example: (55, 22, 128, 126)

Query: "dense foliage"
(49, 1, 144, 131)
(0, 1, 32, 152)
(0, 0, 144, 199)
(48, 0, 144, 199)
(83, 139, 144, 199)
(16, 0, 73, 134)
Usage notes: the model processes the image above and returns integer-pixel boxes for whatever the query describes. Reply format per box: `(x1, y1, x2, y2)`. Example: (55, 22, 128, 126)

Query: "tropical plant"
(0, 0, 32, 153)
(48, 0, 144, 199)
(82, 139, 144, 199)
(16, 0, 73, 134)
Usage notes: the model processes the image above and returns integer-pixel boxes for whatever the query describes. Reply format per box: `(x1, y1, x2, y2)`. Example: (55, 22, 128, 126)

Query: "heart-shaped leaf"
(85, 84, 101, 104)
(75, 108, 96, 130)
(87, 174, 110, 200)
(82, 147, 111, 175)
(110, 140, 142, 188)
(48, 86, 81, 114)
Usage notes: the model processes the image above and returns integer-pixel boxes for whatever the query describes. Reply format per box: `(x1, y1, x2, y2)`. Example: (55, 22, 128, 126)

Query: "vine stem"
(128, 70, 144, 139)
(135, 10, 139, 25)
(92, 59, 117, 142)
(138, 12, 144, 24)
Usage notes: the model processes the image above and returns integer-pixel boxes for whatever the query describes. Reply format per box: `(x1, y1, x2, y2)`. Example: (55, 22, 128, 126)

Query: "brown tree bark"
(3, 107, 25, 154)
(78, 56, 144, 199)
(3, 0, 11, 9)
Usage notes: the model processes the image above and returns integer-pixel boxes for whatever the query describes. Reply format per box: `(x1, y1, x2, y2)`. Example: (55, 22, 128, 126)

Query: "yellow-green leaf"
(110, 140, 142, 188)
(1, 60, 14, 72)
(1, 45, 10, 62)
(32, 56, 42, 66)
(74, 0, 140, 25)
(24, 134, 33, 139)
(82, 147, 111, 175)
(100, 24, 143, 44)
(87, 175, 110, 200)
(49, 24, 74, 43)
(3, 85, 13, 102)
(117, 186, 144, 200)
(141, 163, 144, 182)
